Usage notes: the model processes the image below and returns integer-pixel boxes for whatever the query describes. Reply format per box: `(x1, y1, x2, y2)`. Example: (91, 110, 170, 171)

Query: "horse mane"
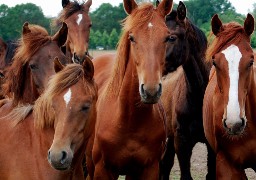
(53, 0, 89, 27)
(107, 3, 155, 96)
(206, 22, 248, 61)
(4, 40, 18, 66)
(2, 24, 51, 106)
(34, 63, 97, 129)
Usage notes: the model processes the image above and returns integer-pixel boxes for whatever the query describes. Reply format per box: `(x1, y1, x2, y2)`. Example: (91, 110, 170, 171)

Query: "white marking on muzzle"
(76, 14, 83, 25)
(64, 88, 72, 107)
(222, 44, 242, 125)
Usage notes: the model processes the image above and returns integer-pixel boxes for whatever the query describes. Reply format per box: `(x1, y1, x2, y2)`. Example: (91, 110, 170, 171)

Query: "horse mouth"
(141, 94, 161, 104)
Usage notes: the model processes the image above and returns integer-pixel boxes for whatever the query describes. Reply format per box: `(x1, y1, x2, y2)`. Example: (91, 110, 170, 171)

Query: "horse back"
(92, 53, 116, 96)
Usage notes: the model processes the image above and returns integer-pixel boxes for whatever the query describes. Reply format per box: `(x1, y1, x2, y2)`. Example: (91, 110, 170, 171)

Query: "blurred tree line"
(0, 0, 256, 49)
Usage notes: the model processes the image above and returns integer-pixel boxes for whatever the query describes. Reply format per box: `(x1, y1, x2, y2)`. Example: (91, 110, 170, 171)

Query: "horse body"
(89, 0, 174, 179)
(203, 14, 256, 179)
(160, 2, 215, 179)
(0, 60, 97, 179)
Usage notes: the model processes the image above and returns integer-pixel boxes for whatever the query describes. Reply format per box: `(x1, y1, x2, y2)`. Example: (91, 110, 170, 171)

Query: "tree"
(0, 3, 51, 41)
(108, 28, 119, 49)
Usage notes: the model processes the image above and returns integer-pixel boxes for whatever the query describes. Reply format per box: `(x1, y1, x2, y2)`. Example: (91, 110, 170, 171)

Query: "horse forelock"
(34, 64, 97, 129)
(206, 22, 248, 61)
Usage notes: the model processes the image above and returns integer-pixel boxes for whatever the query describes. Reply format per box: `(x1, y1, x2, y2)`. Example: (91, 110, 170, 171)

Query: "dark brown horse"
(0, 57, 97, 179)
(203, 14, 255, 179)
(160, 2, 215, 179)
(87, 0, 174, 179)
(2, 22, 68, 106)
(55, 0, 92, 64)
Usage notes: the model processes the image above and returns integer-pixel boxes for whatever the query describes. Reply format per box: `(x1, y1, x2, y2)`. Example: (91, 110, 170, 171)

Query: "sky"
(0, 0, 255, 17)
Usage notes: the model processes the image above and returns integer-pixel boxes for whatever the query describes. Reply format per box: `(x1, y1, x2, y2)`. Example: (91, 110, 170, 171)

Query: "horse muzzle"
(140, 83, 162, 104)
(47, 149, 73, 170)
(223, 117, 246, 135)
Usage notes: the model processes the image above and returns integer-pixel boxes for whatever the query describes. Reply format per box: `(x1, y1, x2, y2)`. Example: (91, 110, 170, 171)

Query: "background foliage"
(0, 0, 256, 49)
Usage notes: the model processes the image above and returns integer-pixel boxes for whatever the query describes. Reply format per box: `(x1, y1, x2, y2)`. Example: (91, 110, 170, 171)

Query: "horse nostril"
(241, 118, 245, 127)
(158, 83, 162, 94)
(140, 84, 145, 94)
(60, 151, 68, 165)
(48, 150, 51, 159)
(223, 119, 228, 129)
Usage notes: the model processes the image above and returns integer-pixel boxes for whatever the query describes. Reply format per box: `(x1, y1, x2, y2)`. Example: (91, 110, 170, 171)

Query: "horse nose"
(73, 52, 89, 64)
(140, 83, 162, 104)
(48, 149, 71, 170)
(223, 118, 246, 135)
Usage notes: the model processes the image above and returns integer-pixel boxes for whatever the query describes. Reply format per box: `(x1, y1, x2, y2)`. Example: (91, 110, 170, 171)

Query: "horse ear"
(83, 57, 94, 80)
(211, 14, 223, 36)
(85, 0, 92, 8)
(123, 0, 138, 15)
(156, 0, 160, 7)
(177, 1, 186, 20)
(54, 57, 64, 73)
(22, 22, 31, 35)
(244, 13, 255, 36)
(52, 22, 68, 47)
(62, 0, 70, 8)
(157, 0, 173, 17)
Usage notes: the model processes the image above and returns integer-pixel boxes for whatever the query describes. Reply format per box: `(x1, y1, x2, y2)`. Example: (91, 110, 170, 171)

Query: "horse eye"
(248, 59, 254, 67)
(166, 36, 177, 43)
(128, 34, 135, 43)
(29, 64, 38, 70)
(81, 104, 90, 112)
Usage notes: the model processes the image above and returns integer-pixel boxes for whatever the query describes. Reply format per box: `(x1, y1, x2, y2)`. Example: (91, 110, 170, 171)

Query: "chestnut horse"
(55, 0, 92, 64)
(0, 57, 97, 179)
(88, 0, 174, 179)
(203, 14, 255, 179)
(2, 22, 68, 106)
(159, 2, 215, 180)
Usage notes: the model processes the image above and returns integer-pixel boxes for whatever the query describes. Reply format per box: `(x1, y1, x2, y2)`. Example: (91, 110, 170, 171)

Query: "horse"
(86, 0, 174, 179)
(159, 2, 215, 179)
(1, 22, 68, 106)
(203, 14, 255, 179)
(55, 0, 92, 64)
(0, 38, 18, 98)
(0, 38, 18, 73)
(0, 57, 97, 179)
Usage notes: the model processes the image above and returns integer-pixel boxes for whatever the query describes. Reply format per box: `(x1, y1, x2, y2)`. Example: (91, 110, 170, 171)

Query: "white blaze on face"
(222, 44, 242, 123)
(64, 88, 72, 107)
(77, 14, 83, 25)
(148, 22, 153, 28)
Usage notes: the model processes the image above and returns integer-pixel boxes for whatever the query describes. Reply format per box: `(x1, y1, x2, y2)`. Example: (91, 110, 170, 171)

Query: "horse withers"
(203, 14, 255, 179)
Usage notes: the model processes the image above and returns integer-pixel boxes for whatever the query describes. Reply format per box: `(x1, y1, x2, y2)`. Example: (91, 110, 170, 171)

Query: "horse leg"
(216, 152, 247, 180)
(93, 159, 118, 180)
(126, 161, 159, 180)
(159, 136, 175, 180)
(205, 142, 216, 180)
(174, 130, 193, 180)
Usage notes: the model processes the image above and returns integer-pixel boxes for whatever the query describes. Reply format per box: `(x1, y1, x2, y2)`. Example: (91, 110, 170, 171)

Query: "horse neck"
(246, 71, 256, 120)
(182, 52, 209, 97)
(115, 55, 154, 122)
